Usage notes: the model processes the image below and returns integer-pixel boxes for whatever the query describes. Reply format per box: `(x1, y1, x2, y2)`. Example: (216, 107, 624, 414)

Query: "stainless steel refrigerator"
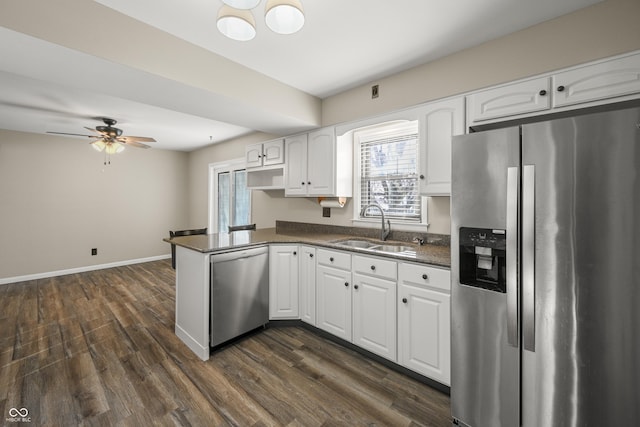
(450, 105, 640, 427)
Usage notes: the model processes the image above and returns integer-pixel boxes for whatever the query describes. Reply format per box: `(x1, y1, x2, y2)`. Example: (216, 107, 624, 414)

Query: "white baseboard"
(0, 254, 172, 285)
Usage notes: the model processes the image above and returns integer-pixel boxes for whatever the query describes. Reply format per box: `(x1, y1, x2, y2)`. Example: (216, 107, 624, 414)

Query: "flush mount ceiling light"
(265, 0, 305, 35)
(217, 5, 257, 41)
(216, 0, 304, 41)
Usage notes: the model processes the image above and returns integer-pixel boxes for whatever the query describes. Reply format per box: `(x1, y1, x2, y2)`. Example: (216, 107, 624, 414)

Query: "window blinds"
(359, 132, 420, 220)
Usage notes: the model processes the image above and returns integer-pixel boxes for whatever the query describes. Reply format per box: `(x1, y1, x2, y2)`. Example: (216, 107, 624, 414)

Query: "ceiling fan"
(47, 117, 156, 164)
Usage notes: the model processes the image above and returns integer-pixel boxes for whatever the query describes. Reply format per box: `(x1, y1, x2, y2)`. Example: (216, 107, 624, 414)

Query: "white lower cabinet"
(298, 245, 316, 326)
(398, 262, 451, 386)
(269, 245, 299, 319)
(352, 254, 397, 362)
(316, 249, 352, 341)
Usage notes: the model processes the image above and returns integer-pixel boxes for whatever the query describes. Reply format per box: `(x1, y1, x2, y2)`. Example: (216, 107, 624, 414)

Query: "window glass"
(357, 122, 420, 221)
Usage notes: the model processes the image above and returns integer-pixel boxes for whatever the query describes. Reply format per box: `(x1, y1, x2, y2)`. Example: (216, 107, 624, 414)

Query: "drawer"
(399, 262, 450, 292)
(353, 255, 397, 281)
(317, 248, 351, 270)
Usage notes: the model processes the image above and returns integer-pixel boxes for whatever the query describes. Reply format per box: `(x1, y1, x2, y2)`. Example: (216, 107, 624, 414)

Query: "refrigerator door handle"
(506, 167, 519, 347)
(522, 165, 536, 352)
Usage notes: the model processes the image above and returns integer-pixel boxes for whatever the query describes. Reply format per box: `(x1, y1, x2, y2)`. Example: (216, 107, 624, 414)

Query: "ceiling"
(0, 0, 601, 151)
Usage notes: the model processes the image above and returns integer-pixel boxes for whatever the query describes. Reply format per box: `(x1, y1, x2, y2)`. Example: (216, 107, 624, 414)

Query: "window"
(355, 121, 422, 223)
(209, 159, 251, 233)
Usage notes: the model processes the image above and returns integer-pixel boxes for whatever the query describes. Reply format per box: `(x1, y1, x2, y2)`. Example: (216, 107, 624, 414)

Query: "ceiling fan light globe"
(222, 0, 260, 10)
(92, 140, 106, 152)
(217, 6, 256, 41)
(265, 0, 304, 35)
(105, 142, 125, 154)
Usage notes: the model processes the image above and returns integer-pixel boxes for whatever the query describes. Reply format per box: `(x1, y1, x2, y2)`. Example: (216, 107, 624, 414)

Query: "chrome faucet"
(360, 203, 391, 241)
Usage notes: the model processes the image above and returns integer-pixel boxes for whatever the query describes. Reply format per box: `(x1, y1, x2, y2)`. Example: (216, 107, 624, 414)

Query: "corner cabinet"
(284, 127, 352, 197)
(298, 245, 317, 326)
(398, 262, 451, 386)
(418, 97, 465, 196)
(269, 245, 299, 319)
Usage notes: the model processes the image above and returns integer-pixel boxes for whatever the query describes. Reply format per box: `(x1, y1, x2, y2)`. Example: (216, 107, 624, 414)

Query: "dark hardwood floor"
(0, 259, 450, 426)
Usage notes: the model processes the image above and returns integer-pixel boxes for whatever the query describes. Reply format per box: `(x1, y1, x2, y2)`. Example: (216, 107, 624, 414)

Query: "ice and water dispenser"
(459, 227, 507, 293)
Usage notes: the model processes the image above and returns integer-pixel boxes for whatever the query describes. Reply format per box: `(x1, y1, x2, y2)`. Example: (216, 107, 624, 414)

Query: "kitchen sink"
(333, 239, 379, 249)
(332, 239, 417, 257)
(372, 244, 416, 254)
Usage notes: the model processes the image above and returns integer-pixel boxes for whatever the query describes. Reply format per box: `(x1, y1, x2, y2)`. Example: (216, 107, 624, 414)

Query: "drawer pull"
(370, 265, 376, 271)
(330, 257, 334, 262)
(402, 298, 408, 304)
(422, 274, 428, 280)
(557, 85, 565, 92)
(344, 282, 349, 287)
(539, 89, 547, 96)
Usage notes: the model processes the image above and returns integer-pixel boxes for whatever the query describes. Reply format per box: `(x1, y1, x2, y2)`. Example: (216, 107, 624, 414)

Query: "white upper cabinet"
(246, 139, 285, 169)
(467, 77, 552, 124)
(553, 52, 640, 108)
(418, 97, 465, 196)
(284, 133, 308, 195)
(285, 127, 352, 197)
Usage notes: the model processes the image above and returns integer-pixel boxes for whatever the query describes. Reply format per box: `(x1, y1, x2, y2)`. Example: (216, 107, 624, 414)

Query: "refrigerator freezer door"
(451, 127, 520, 427)
(521, 106, 640, 427)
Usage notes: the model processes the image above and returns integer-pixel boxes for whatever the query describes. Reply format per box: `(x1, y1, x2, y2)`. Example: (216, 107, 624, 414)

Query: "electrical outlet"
(371, 84, 379, 99)
(91, 248, 97, 256)
(322, 207, 331, 218)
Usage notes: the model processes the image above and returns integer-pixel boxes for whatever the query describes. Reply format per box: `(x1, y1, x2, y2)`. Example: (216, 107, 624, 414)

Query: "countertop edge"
(164, 229, 451, 269)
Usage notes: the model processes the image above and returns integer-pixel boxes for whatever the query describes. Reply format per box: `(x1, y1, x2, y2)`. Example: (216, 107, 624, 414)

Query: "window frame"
(352, 120, 428, 231)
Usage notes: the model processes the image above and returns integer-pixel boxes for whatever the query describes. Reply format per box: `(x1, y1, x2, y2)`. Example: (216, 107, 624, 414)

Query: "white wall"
(187, 0, 640, 236)
(0, 130, 189, 280)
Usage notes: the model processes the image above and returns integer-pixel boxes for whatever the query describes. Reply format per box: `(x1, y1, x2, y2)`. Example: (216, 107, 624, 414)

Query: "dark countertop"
(164, 228, 451, 268)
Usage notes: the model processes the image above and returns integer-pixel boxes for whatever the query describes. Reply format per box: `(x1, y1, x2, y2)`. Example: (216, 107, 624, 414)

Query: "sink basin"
(370, 244, 416, 254)
(334, 239, 378, 249)
(333, 239, 417, 257)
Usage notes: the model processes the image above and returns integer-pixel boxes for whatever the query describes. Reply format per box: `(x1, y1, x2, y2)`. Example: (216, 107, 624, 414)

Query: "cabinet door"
(352, 273, 397, 361)
(467, 77, 551, 123)
(418, 97, 464, 196)
(269, 245, 299, 319)
(284, 134, 308, 196)
(553, 53, 640, 108)
(299, 246, 316, 325)
(316, 265, 351, 341)
(398, 282, 451, 385)
(245, 142, 263, 169)
(306, 128, 335, 196)
(262, 139, 285, 166)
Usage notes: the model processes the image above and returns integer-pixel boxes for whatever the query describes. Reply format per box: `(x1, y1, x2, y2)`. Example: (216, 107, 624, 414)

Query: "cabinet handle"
(301, 182, 305, 185)
(354, 284, 359, 290)
(330, 257, 334, 262)
(293, 251, 297, 255)
(419, 174, 425, 179)
(557, 85, 565, 92)
(539, 89, 547, 96)
(370, 265, 376, 271)
(307, 181, 311, 185)
(422, 273, 428, 280)
(344, 282, 349, 287)
(309, 253, 314, 258)
(402, 298, 408, 304)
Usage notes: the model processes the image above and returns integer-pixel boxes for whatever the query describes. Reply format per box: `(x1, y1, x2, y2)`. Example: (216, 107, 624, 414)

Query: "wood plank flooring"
(0, 260, 451, 426)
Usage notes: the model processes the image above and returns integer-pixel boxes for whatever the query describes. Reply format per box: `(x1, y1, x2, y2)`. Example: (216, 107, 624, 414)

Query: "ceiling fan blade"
(46, 131, 100, 138)
(119, 136, 156, 143)
(122, 141, 151, 149)
(84, 127, 101, 134)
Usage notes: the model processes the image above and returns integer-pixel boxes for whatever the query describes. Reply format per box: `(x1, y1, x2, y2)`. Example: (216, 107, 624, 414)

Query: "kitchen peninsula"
(166, 221, 452, 387)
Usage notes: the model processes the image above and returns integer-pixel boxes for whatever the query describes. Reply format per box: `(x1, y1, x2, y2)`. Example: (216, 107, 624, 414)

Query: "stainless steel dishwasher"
(210, 246, 269, 347)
